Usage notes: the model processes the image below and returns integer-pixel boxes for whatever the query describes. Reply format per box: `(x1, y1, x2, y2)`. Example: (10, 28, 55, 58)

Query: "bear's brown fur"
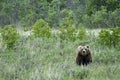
(76, 45, 92, 65)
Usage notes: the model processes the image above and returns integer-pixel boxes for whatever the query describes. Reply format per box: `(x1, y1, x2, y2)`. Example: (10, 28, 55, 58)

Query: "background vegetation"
(0, 0, 120, 28)
(0, 0, 120, 80)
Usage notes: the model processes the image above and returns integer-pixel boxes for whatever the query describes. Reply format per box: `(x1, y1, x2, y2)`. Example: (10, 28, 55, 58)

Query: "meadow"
(0, 26, 120, 80)
(0, 0, 120, 80)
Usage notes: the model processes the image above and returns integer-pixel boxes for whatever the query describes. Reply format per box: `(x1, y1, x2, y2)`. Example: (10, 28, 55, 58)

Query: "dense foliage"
(59, 27, 77, 41)
(98, 27, 120, 48)
(86, 0, 120, 15)
(0, 25, 20, 49)
(0, 0, 119, 28)
(32, 19, 51, 38)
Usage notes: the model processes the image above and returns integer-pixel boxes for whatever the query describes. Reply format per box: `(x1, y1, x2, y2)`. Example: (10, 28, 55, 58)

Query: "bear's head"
(77, 45, 90, 56)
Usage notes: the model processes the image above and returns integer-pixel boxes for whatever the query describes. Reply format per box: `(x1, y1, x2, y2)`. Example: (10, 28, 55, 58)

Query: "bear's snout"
(82, 49, 87, 55)
(82, 50, 86, 53)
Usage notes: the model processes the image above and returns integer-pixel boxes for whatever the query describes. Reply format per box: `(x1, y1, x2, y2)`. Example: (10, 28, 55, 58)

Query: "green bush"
(91, 8, 108, 28)
(98, 27, 120, 48)
(59, 27, 87, 41)
(60, 17, 74, 27)
(59, 27, 77, 41)
(0, 25, 20, 49)
(77, 27, 87, 40)
(32, 19, 51, 38)
(110, 28, 120, 47)
(98, 29, 111, 47)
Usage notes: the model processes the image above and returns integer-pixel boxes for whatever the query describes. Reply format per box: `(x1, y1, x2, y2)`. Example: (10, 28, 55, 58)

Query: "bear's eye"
(86, 45, 89, 48)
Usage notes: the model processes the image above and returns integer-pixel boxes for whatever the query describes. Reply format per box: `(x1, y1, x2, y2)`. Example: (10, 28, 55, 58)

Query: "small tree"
(59, 26, 87, 41)
(32, 19, 51, 38)
(110, 28, 120, 47)
(98, 27, 120, 48)
(59, 26, 77, 41)
(0, 25, 20, 49)
(77, 27, 87, 40)
(98, 29, 111, 47)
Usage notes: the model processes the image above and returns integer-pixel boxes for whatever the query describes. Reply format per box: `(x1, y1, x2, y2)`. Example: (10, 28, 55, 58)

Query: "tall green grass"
(0, 34, 120, 80)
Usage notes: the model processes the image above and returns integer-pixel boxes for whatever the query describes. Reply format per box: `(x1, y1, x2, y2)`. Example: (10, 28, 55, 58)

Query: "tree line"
(0, 0, 120, 28)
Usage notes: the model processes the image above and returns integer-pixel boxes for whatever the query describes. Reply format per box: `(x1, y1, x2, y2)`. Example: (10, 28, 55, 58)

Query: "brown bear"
(76, 45, 92, 65)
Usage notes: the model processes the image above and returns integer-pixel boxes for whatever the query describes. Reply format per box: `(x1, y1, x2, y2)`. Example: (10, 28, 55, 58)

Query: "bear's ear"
(77, 45, 82, 50)
(79, 45, 82, 48)
(86, 45, 89, 48)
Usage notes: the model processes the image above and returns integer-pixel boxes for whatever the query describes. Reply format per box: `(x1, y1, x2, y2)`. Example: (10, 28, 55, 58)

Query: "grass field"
(0, 29, 120, 80)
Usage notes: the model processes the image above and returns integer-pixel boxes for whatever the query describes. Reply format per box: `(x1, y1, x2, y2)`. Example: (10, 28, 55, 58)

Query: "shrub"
(60, 17, 74, 27)
(59, 26, 87, 41)
(91, 8, 108, 28)
(77, 27, 87, 40)
(0, 25, 20, 49)
(110, 28, 120, 47)
(32, 19, 51, 38)
(98, 29, 111, 47)
(98, 27, 120, 48)
(59, 27, 77, 41)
